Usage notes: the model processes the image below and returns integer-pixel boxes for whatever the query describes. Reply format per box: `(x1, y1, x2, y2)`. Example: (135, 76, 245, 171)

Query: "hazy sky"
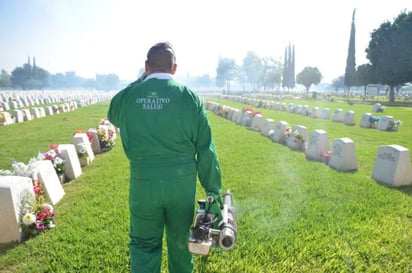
(0, 0, 409, 84)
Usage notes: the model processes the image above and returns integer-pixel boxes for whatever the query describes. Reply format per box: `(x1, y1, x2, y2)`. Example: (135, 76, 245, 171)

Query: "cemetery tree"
(331, 75, 345, 92)
(366, 11, 412, 102)
(261, 57, 282, 91)
(344, 9, 357, 92)
(216, 57, 237, 92)
(282, 44, 296, 91)
(242, 51, 264, 91)
(11, 67, 31, 89)
(0, 69, 12, 88)
(296, 66, 322, 93)
(355, 63, 374, 98)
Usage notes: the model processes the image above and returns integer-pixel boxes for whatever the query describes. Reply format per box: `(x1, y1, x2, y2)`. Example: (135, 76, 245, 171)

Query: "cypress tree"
(344, 9, 357, 90)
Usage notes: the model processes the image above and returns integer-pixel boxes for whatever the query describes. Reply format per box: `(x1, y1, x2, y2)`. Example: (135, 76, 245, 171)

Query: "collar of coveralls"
(144, 72, 174, 81)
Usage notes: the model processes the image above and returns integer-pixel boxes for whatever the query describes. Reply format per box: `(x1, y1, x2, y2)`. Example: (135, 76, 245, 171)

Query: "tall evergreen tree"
(290, 44, 296, 89)
(344, 9, 357, 91)
(282, 43, 296, 90)
(282, 47, 289, 89)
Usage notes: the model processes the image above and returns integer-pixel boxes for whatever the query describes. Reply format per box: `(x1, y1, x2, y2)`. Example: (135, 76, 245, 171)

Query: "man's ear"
(171, 63, 177, 75)
(145, 60, 150, 74)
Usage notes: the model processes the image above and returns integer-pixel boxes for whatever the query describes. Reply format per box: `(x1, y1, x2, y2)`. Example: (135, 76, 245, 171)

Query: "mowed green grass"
(0, 99, 412, 272)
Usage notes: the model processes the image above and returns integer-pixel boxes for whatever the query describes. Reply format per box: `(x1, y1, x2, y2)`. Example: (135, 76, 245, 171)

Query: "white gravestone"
(311, 107, 320, 118)
(0, 176, 34, 244)
(250, 114, 263, 132)
(58, 144, 82, 181)
(328, 138, 358, 172)
(22, 109, 32, 121)
(72, 133, 95, 162)
(32, 160, 65, 205)
(332, 109, 344, 122)
(320, 108, 330, 119)
(232, 109, 242, 124)
(241, 111, 253, 127)
(87, 129, 102, 155)
(0, 111, 14, 125)
(306, 129, 330, 162)
(343, 110, 356, 126)
(372, 145, 412, 187)
(261, 119, 275, 137)
(45, 106, 54, 116)
(302, 105, 310, 116)
(360, 113, 372, 128)
(286, 125, 307, 151)
(271, 121, 290, 144)
(30, 107, 41, 119)
(373, 103, 384, 112)
(13, 110, 24, 123)
(377, 116, 394, 131)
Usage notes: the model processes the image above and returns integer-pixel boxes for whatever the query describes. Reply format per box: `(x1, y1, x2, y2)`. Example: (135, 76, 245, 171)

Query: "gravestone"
(0, 176, 34, 244)
(30, 107, 41, 119)
(22, 109, 32, 121)
(32, 160, 65, 205)
(332, 109, 344, 122)
(45, 106, 54, 115)
(0, 111, 14, 125)
(295, 105, 303, 115)
(372, 145, 412, 187)
(261, 119, 275, 137)
(232, 109, 242, 124)
(286, 125, 307, 151)
(58, 144, 82, 181)
(38, 107, 46, 117)
(306, 129, 330, 161)
(241, 110, 253, 127)
(271, 121, 290, 144)
(360, 113, 372, 128)
(72, 133, 95, 162)
(377, 116, 394, 131)
(87, 129, 102, 155)
(13, 110, 24, 123)
(311, 107, 320, 118)
(373, 103, 384, 113)
(302, 105, 310, 116)
(250, 114, 263, 132)
(287, 103, 295, 113)
(328, 138, 358, 172)
(320, 108, 330, 119)
(343, 110, 356, 126)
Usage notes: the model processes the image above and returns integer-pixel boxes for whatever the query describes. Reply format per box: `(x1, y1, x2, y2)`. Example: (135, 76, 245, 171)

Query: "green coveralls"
(107, 73, 222, 273)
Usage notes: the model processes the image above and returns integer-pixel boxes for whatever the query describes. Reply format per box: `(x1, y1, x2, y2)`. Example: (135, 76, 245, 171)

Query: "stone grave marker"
(58, 144, 82, 181)
(45, 106, 54, 115)
(311, 107, 320, 118)
(372, 145, 412, 187)
(343, 110, 356, 126)
(30, 107, 41, 119)
(32, 160, 65, 205)
(320, 108, 330, 119)
(305, 129, 330, 161)
(360, 113, 372, 128)
(241, 110, 253, 127)
(0, 111, 14, 125)
(72, 133, 95, 161)
(377, 116, 394, 131)
(328, 138, 358, 172)
(373, 103, 384, 112)
(286, 125, 307, 151)
(332, 108, 344, 122)
(87, 129, 102, 155)
(250, 114, 263, 132)
(302, 105, 310, 116)
(261, 119, 275, 137)
(0, 176, 34, 244)
(271, 121, 290, 144)
(22, 109, 32, 121)
(232, 109, 242, 124)
(13, 110, 24, 123)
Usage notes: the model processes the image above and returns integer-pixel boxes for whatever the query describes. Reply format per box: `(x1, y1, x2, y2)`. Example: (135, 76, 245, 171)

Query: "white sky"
(0, 0, 409, 83)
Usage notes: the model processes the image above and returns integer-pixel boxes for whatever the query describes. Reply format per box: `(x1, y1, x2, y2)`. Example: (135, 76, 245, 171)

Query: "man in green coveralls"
(107, 42, 222, 273)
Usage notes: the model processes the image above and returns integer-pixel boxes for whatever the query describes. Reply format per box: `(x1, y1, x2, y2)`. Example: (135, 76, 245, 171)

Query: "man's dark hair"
(147, 42, 176, 73)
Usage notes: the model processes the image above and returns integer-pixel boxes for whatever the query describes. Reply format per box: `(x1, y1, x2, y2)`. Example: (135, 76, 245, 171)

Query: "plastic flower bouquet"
(20, 179, 55, 236)
(38, 144, 65, 175)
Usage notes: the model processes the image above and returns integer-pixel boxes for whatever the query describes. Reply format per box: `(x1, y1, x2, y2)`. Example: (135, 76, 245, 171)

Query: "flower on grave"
(97, 125, 116, 151)
(0, 113, 4, 123)
(74, 129, 94, 143)
(20, 179, 56, 236)
(75, 143, 89, 159)
(284, 126, 292, 138)
(37, 144, 65, 175)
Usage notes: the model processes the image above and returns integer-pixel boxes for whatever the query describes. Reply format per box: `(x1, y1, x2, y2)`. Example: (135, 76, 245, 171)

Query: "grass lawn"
(0, 98, 412, 272)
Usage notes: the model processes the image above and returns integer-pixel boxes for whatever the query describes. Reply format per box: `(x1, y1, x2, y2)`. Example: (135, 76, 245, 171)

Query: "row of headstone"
(0, 119, 118, 245)
(206, 100, 412, 187)
(360, 113, 401, 131)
